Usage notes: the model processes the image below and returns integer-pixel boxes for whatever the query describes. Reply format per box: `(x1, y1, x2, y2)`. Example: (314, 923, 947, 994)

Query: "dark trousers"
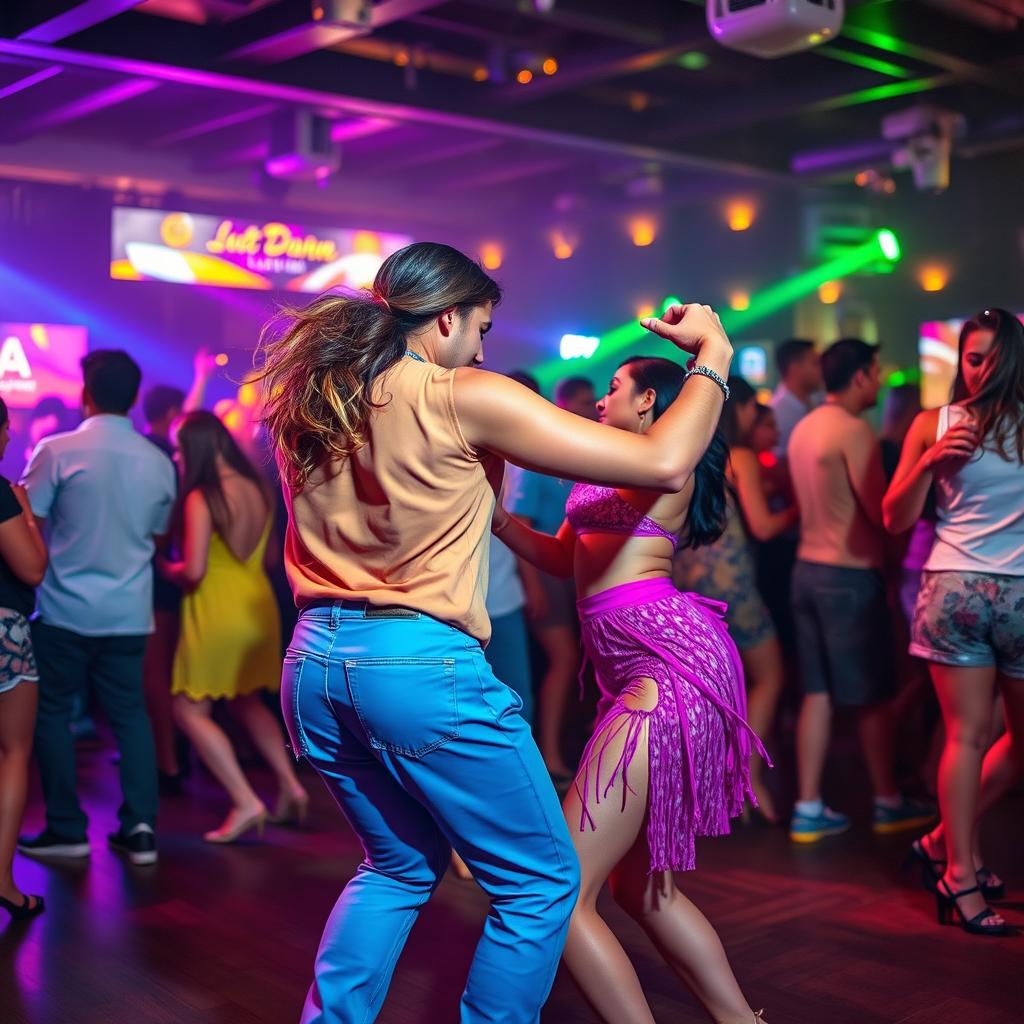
(32, 621, 157, 838)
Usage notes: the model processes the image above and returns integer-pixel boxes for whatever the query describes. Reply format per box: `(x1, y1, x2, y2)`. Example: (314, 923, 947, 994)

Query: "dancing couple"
(259, 242, 765, 1023)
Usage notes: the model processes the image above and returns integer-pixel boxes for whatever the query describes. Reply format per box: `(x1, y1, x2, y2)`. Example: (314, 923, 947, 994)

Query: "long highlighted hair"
(256, 242, 501, 489)
(953, 308, 1024, 463)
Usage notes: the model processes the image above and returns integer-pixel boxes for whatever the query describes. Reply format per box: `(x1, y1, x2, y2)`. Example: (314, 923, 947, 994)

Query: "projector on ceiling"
(706, 0, 844, 58)
(265, 110, 341, 181)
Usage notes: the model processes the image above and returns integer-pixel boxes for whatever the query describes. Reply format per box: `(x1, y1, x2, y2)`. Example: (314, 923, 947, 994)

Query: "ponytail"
(256, 242, 501, 489)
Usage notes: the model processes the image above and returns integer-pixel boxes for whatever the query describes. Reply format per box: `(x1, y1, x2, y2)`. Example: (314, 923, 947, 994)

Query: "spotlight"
(818, 280, 842, 304)
(480, 243, 503, 271)
(876, 228, 901, 261)
(542, 58, 558, 76)
(726, 200, 755, 232)
(630, 218, 656, 247)
(516, 69, 534, 85)
(215, 353, 229, 367)
(473, 66, 488, 82)
(635, 302, 656, 320)
(918, 265, 948, 292)
(729, 291, 751, 311)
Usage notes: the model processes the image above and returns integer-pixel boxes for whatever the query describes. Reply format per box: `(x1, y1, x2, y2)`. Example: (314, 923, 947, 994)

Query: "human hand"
(193, 347, 221, 380)
(640, 303, 731, 359)
(923, 421, 979, 471)
(10, 484, 33, 518)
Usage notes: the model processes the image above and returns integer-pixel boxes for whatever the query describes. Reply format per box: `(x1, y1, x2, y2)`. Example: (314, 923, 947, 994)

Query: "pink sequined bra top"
(566, 483, 677, 543)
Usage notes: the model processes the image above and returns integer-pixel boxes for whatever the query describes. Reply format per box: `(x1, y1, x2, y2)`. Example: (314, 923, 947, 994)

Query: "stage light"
(628, 92, 649, 113)
(726, 200, 755, 232)
(480, 243, 503, 271)
(542, 58, 559, 76)
(559, 334, 599, 360)
(516, 69, 534, 85)
(394, 50, 410, 67)
(630, 218, 656, 247)
(551, 230, 574, 259)
(473, 66, 488, 82)
(729, 291, 750, 311)
(876, 228, 901, 261)
(919, 265, 948, 292)
(678, 51, 710, 70)
(635, 302, 656, 320)
(888, 369, 908, 387)
(818, 280, 842, 304)
(215, 352, 229, 367)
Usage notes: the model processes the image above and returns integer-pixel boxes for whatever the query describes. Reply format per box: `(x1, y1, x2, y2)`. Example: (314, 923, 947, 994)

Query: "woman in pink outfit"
(496, 315, 767, 1024)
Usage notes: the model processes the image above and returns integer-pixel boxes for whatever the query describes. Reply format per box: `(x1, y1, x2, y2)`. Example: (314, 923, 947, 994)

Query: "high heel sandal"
(908, 839, 1006, 900)
(0, 893, 45, 921)
(203, 807, 267, 844)
(935, 878, 1012, 936)
(753, 1010, 768, 1023)
(268, 791, 310, 827)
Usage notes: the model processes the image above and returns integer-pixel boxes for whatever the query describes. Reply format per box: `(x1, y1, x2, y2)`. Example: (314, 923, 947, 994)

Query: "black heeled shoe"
(0, 893, 45, 921)
(935, 879, 1012, 936)
(908, 839, 1006, 900)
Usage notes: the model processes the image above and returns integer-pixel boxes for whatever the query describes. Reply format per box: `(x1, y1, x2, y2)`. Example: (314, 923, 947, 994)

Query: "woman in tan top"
(257, 242, 732, 1024)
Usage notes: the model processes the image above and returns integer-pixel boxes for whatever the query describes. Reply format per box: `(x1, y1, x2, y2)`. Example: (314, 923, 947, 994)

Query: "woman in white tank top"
(883, 309, 1024, 937)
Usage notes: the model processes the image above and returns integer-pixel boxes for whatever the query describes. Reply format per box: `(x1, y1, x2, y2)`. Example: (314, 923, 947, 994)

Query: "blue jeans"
(282, 602, 579, 1024)
(484, 608, 534, 725)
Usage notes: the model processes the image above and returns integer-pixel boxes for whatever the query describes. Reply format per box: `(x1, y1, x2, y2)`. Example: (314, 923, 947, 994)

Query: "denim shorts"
(911, 571, 1024, 677)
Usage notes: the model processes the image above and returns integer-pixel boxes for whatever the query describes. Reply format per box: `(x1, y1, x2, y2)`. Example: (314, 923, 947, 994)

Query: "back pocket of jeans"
(344, 657, 458, 757)
(280, 655, 311, 759)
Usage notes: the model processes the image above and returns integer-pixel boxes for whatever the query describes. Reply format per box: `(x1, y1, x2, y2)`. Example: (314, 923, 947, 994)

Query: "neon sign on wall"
(0, 323, 88, 408)
(111, 208, 412, 292)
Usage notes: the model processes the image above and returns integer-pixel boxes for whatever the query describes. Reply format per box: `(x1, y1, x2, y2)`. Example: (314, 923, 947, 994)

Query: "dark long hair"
(0, 397, 8, 431)
(953, 308, 1024, 463)
(257, 242, 502, 488)
(717, 375, 756, 448)
(176, 411, 267, 533)
(618, 356, 728, 549)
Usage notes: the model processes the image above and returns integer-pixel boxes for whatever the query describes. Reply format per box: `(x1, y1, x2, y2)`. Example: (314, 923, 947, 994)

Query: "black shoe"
(108, 825, 158, 866)
(0, 894, 45, 920)
(935, 879, 1013, 936)
(17, 830, 91, 860)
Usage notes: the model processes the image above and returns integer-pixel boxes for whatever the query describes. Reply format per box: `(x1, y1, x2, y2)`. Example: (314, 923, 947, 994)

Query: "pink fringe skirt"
(575, 577, 766, 873)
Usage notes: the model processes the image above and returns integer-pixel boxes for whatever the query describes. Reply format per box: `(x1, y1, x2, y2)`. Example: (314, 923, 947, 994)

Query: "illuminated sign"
(111, 208, 412, 292)
(0, 323, 88, 408)
(736, 345, 768, 385)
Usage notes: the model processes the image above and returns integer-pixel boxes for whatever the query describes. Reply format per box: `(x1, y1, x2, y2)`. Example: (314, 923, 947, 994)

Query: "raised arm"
(729, 447, 798, 542)
(883, 409, 976, 534)
(455, 304, 732, 493)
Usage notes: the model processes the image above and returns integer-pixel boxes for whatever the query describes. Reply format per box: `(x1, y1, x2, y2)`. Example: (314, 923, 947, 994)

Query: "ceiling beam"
(17, 0, 145, 43)
(0, 65, 63, 102)
(224, 0, 449, 65)
(8, 78, 158, 140)
(149, 102, 278, 147)
(495, 35, 708, 105)
(0, 38, 793, 184)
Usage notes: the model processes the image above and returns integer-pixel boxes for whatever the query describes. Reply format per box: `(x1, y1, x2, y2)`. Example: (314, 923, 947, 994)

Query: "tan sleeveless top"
(283, 355, 498, 643)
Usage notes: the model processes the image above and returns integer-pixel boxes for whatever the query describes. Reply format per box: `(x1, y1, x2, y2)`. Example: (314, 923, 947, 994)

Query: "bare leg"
(562, 677, 755, 1024)
(738, 636, 783, 823)
(173, 695, 265, 825)
(143, 609, 180, 777)
(930, 664, 1004, 929)
(534, 623, 579, 777)
(795, 693, 832, 803)
(858, 701, 898, 799)
(230, 693, 307, 807)
(0, 682, 38, 909)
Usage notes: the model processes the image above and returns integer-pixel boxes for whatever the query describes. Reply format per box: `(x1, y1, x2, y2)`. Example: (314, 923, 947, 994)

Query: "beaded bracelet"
(685, 364, 730, 401)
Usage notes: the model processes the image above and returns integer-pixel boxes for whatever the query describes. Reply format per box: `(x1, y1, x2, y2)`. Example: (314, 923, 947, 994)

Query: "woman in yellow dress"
(158, 411, 308, 843)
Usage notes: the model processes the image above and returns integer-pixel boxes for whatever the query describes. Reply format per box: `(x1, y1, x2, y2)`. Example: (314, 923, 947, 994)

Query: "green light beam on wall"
(815, 45, 913, 80)
(533, 232, 900, 388)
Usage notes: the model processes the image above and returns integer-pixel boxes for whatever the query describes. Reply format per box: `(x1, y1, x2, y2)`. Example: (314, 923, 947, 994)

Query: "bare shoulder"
(729, 445, 759, 474)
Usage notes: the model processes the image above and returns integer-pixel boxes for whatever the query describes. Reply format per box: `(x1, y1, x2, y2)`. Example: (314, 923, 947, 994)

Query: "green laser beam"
(815, 45, 913, 80)
(533, 233, 900, 387)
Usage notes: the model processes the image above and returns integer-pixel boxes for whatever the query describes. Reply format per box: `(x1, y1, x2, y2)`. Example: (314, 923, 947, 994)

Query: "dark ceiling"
(1, 0, 1022, 218)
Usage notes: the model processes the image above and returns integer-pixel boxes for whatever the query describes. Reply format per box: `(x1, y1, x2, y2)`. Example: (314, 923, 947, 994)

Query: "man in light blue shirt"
(18, 350, 176, 867)
(770, 338, 822, 459)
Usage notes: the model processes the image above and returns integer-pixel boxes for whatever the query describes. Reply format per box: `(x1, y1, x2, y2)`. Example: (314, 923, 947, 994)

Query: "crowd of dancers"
(0, 241, 1021, 1023)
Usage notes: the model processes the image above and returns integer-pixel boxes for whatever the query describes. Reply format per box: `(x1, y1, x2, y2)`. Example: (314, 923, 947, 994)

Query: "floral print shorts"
(911, 571, 1024, 677)
(0, 609, 38, 695)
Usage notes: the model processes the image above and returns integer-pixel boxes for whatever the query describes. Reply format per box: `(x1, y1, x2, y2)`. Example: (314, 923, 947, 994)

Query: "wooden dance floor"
(4, 741, 1020, 1024)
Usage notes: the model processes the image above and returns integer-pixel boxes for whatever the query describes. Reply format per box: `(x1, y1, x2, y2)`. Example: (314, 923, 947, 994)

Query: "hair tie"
(372, 291, 392, 314)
